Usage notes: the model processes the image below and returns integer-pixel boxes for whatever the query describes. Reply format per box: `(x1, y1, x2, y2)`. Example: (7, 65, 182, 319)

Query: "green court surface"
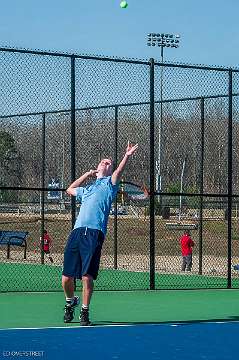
(1, 262, 239, 292)
(1, 289, 239, 329)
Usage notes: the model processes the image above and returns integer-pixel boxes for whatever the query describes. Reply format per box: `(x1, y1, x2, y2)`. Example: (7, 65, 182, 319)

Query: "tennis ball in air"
(120, 1, 128, 9)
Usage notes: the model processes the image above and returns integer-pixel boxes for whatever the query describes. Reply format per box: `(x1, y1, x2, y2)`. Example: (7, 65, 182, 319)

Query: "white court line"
(0, 324, 135, 331)
(1, 320, 239, 331)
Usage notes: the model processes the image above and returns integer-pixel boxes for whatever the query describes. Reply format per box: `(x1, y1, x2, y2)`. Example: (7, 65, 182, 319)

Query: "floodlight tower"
(147, 33, 180, 205)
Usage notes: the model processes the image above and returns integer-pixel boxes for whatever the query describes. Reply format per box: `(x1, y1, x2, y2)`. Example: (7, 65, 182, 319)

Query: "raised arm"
(111, 141, 138, 185)
(66, 170, 98, 196)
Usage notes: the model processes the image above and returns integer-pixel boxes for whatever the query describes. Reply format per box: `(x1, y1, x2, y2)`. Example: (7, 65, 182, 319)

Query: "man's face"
(97, 158, 113, 176)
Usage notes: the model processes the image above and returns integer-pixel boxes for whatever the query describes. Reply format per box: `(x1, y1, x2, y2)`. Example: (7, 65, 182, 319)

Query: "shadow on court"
(94, 316, 239, 326)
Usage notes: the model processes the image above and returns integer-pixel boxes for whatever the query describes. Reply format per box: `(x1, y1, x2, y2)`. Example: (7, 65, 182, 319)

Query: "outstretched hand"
(126, 141, 138, 156)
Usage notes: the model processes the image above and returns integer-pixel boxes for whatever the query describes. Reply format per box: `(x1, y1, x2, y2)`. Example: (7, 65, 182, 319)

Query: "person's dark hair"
(44, 230, 47, 234)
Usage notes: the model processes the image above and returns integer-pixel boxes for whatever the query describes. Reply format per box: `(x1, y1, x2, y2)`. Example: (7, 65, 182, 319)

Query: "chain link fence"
(0, 47, 239, 292)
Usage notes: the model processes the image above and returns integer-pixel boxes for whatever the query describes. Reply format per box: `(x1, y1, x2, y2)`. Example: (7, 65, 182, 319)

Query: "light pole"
(147, 33, 180, 207)
(59, 112, 69, 200)
(179, 157, 186, 221)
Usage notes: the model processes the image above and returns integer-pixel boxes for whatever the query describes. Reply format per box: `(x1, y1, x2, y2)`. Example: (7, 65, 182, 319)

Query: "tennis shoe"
(80, 308, 91, 326)
(63, 296, 80, 323)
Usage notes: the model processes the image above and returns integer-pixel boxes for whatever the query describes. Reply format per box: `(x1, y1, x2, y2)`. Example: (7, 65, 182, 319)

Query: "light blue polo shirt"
(74, 176, 119, 236)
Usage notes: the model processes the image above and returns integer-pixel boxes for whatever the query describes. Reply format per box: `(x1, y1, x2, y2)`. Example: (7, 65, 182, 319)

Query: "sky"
(0, 0, 239, 68)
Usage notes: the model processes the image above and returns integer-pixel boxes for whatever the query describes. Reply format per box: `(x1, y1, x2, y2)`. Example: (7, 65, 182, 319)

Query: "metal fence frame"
(0, 46, 239, 291)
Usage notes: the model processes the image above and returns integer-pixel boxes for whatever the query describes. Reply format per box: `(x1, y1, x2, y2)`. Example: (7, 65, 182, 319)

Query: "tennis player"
(62, 141, 138, 325)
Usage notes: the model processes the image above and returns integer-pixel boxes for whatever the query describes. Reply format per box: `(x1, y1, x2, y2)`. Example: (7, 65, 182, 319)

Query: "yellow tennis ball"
(120, 1, 128, 9)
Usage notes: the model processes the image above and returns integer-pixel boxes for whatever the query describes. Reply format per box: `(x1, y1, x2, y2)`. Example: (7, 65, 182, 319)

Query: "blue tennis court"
(0, 321, 238, 360)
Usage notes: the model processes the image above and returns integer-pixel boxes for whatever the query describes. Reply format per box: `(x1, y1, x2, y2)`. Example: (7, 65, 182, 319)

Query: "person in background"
(180, 230, 194, 272)
(42, 229, 54, 263)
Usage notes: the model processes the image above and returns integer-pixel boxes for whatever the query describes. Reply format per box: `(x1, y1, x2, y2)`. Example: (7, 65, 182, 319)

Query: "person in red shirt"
(180, 230, 194, 271)
(42, 230, 54, 263)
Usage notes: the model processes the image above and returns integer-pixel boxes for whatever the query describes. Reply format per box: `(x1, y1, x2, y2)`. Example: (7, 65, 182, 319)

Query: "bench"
(0, 231, 28, 259)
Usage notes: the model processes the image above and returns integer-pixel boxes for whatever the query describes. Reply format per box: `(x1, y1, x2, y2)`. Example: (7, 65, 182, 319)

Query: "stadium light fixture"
(147, 33, 180, 49)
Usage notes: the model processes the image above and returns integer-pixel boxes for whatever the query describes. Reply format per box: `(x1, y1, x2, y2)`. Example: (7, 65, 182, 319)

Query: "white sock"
(66, 297, 74, 304)
(82, 304, 89, 310)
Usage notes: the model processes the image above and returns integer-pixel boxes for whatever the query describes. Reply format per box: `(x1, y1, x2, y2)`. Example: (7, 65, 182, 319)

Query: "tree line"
(0, 108, 238, 204)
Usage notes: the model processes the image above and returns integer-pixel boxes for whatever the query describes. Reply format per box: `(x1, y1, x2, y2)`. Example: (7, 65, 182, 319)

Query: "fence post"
(114, 105, 118, 269)
(71, 55, 76, 229)
(41, 113, 46, 265)
(198, 98, 205, 275)
(149, 58, 155, 290)
(227, 69, 233, 288)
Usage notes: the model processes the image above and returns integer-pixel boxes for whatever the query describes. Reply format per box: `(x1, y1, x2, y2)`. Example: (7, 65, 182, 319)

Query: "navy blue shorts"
(62, 227, 104, 280)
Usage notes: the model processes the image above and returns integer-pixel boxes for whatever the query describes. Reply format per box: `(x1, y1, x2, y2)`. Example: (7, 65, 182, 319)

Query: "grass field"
(1, 213, 239, 256)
